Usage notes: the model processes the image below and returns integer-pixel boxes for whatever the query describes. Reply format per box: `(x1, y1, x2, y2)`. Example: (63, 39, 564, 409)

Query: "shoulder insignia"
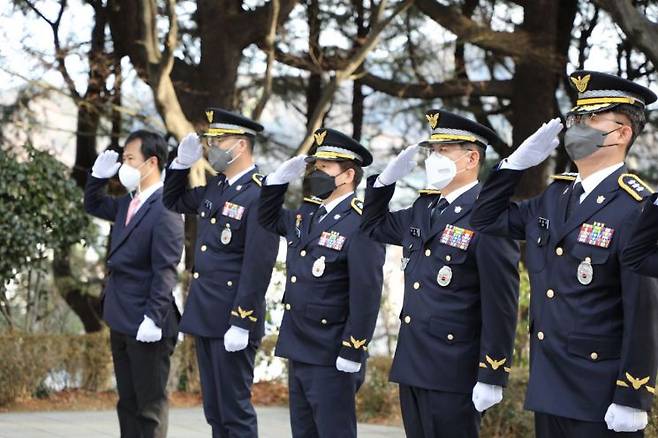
(303, 196, 323, 205)
(418, 189, 442, 196)
(618, 173, 654, 201)
(550, 172, 578, 182)
(351, 198, 363, 215)
(251, 173, 264, 187)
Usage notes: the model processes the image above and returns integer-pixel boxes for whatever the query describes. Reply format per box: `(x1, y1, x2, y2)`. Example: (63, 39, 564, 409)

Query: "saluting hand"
(174, 133, 203, 169)
(503, 118, 563, 170)
(266, 155, 308, 185)
(91, 150, 121, 179)
(375, 144, 419, 187)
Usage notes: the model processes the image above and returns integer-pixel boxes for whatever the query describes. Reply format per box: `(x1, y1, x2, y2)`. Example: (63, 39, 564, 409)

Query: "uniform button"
(193, 272, 199, 279)
(445, 255, 452, 261)
(210, 218, 217, 224)
(590, 352, 598, 360)
(201, 245, 207, 252)
(537, 331, 545, 340)
(413, 282, 421, 290)
(425, 249, 431, 256)
(447, 333, 454, 341)
(555, 247, 563, 256)
(285, 303, 291, 310)
(300, 250, 307, 257)
(404, 315, 411, 324)
(290, 276, 297, 283)
(546, 289, 555, 298)
(321, 319, 327, 325)
(201, 212, 206, 218)
(227, 281, 233, 287)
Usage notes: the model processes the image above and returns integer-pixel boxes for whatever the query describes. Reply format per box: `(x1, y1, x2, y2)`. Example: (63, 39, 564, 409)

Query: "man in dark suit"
(162, 108, 279, 437)
(471, 70, 658, 437)
(258, 128, 385, 438)
(360, 110, 520, 438)
(85, 130, 184, 438)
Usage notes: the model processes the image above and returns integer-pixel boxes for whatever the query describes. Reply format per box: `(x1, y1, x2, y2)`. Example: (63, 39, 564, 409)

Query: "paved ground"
(0, 406, 405, 437)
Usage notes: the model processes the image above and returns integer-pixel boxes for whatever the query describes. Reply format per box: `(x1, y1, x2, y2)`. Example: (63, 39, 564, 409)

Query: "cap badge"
(314, 130, 327, 146)
(570, 74, 591, 93)
(426, 112, 440, 129)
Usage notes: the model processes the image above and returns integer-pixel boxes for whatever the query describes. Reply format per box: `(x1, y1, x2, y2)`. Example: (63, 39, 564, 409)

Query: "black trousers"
(399, 384, 481, 438)
(195, 336, 258, 438)
(535, 412, 644, 438)
(288, 360, 365, 438)
(110, 330, 175, 438)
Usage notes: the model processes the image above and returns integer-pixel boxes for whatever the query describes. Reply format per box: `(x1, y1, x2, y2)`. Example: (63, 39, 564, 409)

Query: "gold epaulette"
(252, 173, 264, 187)
(418, 189, 441, 196)
(618, 173, 654, 201)
(550, 172, 578, 182)
(351, 198, 363, 215)
(303, 196, 323, 205)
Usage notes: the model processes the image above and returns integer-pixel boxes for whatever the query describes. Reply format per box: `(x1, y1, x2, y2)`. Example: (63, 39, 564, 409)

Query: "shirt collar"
(136, 181, 163, 203)
(321, 191, 355, 215)
(440, 180, 479, 204)
(575, 162, 624, 197)
(227, 164, 256, 186)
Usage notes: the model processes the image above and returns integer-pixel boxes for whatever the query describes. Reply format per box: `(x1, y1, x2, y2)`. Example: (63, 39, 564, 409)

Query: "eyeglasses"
(566, 112, 625, 129)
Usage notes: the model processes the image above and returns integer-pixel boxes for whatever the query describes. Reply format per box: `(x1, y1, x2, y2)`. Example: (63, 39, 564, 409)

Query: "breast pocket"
(401, 237, 422, 272)
(216, 214, 246, 249)
(525, 229, 548, 273)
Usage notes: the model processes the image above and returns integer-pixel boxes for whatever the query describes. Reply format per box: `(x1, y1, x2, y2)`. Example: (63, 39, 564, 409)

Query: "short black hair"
(125, 130, 168, 171)
(610, 104, 646, 149)
(459, 142, 486, 169)
(338, 160, 364, 188)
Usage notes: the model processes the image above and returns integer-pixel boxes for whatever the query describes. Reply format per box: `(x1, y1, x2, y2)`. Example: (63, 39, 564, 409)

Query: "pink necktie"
(125, 196, 142, 225)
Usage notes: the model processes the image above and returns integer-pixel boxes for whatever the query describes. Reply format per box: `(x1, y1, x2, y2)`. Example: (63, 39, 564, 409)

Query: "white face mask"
(119, 160, 151, 193)
(424, 151, 469, 190)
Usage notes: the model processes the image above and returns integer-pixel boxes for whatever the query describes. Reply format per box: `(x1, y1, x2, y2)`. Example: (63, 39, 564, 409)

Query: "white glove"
(336, 356, 361, 373)
(172, 133, 203, 169)
(136, 315, 163, 343)
(224, 325, 249, 352)
(472, 382, 503, 412)
(375, 144, 419, 187)
(501, 118, 563, 171)
(91, 150, 121, 179)
(266, 155, 308, 185)
(604, 403, 648, 432)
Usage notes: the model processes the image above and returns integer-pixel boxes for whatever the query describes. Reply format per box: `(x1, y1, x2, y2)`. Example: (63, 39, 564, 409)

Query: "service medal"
(437, 265, 453, 287)
(577, 259, 593, 285)
(312, 256, 326, 277)
(220, 223, 232, 245)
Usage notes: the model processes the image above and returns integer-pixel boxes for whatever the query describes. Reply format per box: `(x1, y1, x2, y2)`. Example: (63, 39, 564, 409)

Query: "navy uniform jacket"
(84, 176, 184, 338)
(471, 165, 658, 422)
(162, 167, 279, 342)
(258, 182, 385, 366)
(623, 193, 658, 276)
(361, 176, 520, 393)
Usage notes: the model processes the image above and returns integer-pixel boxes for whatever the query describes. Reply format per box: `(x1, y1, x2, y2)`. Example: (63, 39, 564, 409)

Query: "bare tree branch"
(595, 0, 658, 69)
(21, 0, 82, 102)
(293, 0, 414, 155)
(252, 0, 280, 121)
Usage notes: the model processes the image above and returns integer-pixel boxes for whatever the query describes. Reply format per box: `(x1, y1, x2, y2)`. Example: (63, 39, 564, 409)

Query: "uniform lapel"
(555, 167, 624, 243)
(209, 167, 257, 218)
(302, 196, 353, 247)
(109, 188, 162, 257)
(426, 184, 481, 243)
